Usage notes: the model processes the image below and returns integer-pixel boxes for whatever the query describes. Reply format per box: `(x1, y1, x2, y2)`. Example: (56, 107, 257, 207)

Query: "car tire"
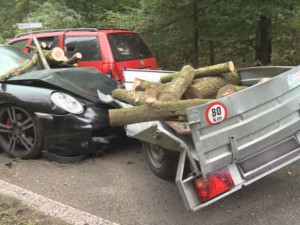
(0, 105, 43, 159)
(142, 142, 179, 180)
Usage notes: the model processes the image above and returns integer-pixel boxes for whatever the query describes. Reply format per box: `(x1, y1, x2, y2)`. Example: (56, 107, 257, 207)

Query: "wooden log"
(258, 77, 271, 83)
(160, 61, 235, 83)
(32, 36, 50, 69)
(109, 98, 213, 127)
(25, 42, 47, 51)
(133, 78, 161, 91)
(184, 72, 240, 99)
(16, 52, 39, 75)
(216, 84, 247, 99)
(133, 78, 166, 98)
(158, 65, 195, 101)
(165, 121, 191, 134)
(144, 85, 166, 99)
(112, 89, 156, 106)
(221, 71, 240, 85)
(64, 52, 82, 64)
(25, 45, 69, 64)
(0, 52, 39, 80)
(44, 47, 65, 62)
(184, 77, 230, 99)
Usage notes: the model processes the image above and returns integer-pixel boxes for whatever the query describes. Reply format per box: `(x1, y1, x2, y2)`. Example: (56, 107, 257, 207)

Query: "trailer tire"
(142, 142, 179, 180)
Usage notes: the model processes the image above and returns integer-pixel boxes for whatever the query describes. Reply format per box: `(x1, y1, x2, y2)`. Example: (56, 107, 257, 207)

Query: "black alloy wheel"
(0, 105, 43, 159)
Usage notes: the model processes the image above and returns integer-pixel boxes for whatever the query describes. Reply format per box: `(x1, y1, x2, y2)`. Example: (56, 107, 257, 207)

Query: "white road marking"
(0, 180, 119, 225)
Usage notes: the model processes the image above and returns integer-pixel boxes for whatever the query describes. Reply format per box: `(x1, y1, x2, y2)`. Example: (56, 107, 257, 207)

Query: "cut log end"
(133, 78, 142, 91)
(228, 61, 235, 72)
(50, 47, 65, 62)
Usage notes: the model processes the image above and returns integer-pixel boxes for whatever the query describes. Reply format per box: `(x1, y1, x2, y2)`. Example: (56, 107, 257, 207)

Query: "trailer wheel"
(142, 142, 179, 180)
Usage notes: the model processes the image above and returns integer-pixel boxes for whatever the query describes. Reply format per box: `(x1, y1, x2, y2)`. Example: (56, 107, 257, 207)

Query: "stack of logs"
(109, 61, 247, 133)
(0, 43, 82, 80)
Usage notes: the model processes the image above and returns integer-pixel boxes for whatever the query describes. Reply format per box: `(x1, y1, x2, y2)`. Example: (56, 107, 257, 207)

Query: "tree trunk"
(184, 72, 239, 99)
(25, 45, 67, 64)
(216, 84, 247, 99)
(158, 65, 195, 101)
(160, 61, 235, 83)
(255, 15, 272, 65)
(64, 52, 82, 64)
(32, 36, 50, 69)
(192, 0, 199, 68)
(209, 41, 215, 65)
(109, 98, 213, 127)
(133, 78, 161, 91)
(44, 47, 66, 63)
(112, 89, 156, 106)
(0, 52, 39, 80)
(165, 121, 191, 134)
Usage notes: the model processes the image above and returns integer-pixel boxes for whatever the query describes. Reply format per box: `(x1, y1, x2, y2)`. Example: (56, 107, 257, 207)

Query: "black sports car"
(0, 45, 123, 159)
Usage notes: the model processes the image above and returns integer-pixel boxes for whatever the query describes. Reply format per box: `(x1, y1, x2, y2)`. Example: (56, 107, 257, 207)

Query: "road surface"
(0, 138, 300, 225)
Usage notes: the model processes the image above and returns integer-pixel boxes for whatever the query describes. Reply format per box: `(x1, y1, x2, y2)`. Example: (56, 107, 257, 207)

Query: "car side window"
(27, 36, 59, 53)
(9, 40, 28, 50)
(64, 36, 101, 61)
(34, 36, 59, 49)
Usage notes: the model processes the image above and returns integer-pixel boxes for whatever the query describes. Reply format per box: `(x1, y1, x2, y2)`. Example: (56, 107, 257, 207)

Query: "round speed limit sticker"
(205, 102, 228, 125)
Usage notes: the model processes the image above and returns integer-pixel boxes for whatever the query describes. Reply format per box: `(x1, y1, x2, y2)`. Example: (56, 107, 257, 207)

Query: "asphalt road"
(1, 138, 300, 225)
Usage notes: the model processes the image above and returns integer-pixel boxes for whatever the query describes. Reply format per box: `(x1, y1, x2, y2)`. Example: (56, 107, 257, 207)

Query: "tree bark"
(133, 78, 161, 91)
(192, 0, 199, 68)
(209, 41, 215, 65)
(64, 52, 82, 64)
(112, 89, 156, 106)
(144, 85, 166, 99)
(0, 52, 39, 80)
(158, 65, 195, 101)
(133, 78, 166, 99)
(165, 121, 191, 134)
(32, 36, 50, 69)
(160, 61, 235, 83)
(216, 84, 247, 99)
(184, 73, 239, 99)
(255, 15, 272, 65)
(109, 98, 213, 127)
(44, 47, 66, 63)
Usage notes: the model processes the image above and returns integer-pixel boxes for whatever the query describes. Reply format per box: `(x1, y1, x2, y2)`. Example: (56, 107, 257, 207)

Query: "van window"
(9, 40, 28, 49)
(28, 36, 59, 52)
(37, 36, 59, 49)
(64, 36, 101, 61)
(107, 33, 154, 62)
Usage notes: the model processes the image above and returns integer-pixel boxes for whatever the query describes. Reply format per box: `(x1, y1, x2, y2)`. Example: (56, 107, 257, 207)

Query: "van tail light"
(107, 63, 120, 81)
(194, 167, 234, 203)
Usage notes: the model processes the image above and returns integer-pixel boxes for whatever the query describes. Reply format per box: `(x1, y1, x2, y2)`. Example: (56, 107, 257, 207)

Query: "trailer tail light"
(194, 167, 234, 203)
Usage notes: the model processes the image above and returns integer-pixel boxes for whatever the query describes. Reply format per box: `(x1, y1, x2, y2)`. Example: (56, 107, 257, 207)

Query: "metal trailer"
(121, 66, 300, 211)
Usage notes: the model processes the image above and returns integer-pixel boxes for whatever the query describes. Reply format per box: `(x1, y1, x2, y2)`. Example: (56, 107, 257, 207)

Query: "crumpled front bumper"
(35, 106, 123, 156)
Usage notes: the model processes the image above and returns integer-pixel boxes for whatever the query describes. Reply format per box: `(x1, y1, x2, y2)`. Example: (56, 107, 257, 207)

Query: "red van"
(7, 28, 157, 82)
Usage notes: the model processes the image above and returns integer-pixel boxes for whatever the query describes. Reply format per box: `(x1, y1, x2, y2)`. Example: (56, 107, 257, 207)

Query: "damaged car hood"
(3, 67, 117, 103)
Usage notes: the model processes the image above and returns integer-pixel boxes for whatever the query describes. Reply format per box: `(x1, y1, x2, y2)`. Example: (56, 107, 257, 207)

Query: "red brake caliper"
(6, 118, 11, 140)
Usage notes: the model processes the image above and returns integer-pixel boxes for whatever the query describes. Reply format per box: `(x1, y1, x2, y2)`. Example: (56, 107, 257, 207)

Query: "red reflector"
(194, 167, 234, 203)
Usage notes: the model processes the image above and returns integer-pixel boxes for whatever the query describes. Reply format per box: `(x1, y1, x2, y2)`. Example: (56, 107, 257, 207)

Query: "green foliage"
(0, 0, 299, 68)
(26, 1, 82, 30)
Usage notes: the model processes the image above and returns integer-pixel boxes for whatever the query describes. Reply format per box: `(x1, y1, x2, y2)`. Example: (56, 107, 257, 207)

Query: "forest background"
(0, 0, 299, 70)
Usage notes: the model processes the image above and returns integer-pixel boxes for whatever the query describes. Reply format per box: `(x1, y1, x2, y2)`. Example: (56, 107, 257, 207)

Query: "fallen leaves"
(12, 171, 19, 178)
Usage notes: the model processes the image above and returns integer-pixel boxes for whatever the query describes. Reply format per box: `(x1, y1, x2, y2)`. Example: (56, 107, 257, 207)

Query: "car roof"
(14, 28, 137, 38)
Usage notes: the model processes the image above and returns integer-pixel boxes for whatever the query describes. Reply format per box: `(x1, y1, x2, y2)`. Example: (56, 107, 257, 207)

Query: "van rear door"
(107, 32, 157, 81)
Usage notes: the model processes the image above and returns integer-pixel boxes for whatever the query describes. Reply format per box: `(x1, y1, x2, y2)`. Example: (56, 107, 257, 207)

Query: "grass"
(0, 194, 70, 225)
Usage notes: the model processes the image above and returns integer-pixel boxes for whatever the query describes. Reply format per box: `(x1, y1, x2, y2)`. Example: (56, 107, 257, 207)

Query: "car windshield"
(0, 46, 42, 75)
